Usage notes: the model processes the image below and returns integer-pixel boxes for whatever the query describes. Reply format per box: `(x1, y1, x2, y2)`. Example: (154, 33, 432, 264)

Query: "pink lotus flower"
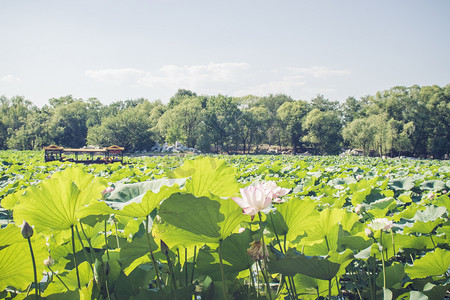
(102, 187, 115, 196)
(232, 183, 273, 216)
(262, 181, 291, 202)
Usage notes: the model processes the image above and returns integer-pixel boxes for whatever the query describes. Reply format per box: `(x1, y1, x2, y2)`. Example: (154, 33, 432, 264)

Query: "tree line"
(0, 84, 449, 158)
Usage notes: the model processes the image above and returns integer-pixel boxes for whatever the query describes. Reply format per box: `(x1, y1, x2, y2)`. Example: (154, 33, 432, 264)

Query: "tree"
(157, 97, 203, 147)
(342, 118, 376, 154)
(276, 100, 310, 153)
(87, 106, 154, 151)
(49, 101, 89, 148)
(203, 95, 240, 152)
(310, 94, 340, 112)
(302, 109, 343, 155)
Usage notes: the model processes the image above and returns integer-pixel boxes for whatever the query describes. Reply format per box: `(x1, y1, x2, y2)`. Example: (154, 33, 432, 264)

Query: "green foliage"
(0, 153, 449, 299)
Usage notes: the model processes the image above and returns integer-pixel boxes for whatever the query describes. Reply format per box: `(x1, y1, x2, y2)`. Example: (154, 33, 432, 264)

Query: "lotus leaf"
(405, 248, 450, 279)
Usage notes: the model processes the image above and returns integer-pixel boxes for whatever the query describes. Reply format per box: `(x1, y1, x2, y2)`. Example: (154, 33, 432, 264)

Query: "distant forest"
(1, 84, 449, 158)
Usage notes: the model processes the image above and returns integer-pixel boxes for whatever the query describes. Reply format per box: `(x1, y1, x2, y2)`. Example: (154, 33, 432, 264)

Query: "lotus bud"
(44, 255, 55, 267)
(160, 240, 170, 256)
(365, 228, 373, 238)
(102, 187, 114, 196)
(21, 221, 34, 239)
(247, 241, 269, 261)
(442, 190, 447, 194)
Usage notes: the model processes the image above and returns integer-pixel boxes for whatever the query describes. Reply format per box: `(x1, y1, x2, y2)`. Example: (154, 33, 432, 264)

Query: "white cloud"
(287, 66, 350, 78)
(84, 63, 349, 100)
(0, 74, 20, 82)
(137, 62, 250, 89)
(85, 68, 145, 84)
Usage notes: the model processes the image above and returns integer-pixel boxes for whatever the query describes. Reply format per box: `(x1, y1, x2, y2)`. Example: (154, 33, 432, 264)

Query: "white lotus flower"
(232, 183, 273, 216)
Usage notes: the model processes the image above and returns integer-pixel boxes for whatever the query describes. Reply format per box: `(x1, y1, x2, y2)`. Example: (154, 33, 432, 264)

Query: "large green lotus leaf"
(272, 198, 318, 242)
(403, 206, 447, 234)
(434, 194, 450, 212)
(0, 224, 23, 248)
(119, 233, 157, 274)
(303, 224, 340, 256)
(170, 157, 240, 198)
(327, 249, 354, 277)
(393, 203, 420, 221)
(0, 235, 48, 291)
(395, 234, 434, 251)
(196, 248, 240, 281)
(106, 178, 187, 203)
(221, 230, 253, 271)
(366, 197, 396, 218)
(422, 282, 450, 300)
(403, 220, 442, 235)
(388, 177, 415, 191)
(405, 248, 450, 279)
(375, 262, 405, 289)
(58, 261, 94, 290)
(411, 206, 447, 222)
(354, 244, 381, 260)
(419, 180, 446, 191)
(159, 193, 223, 238)
(216, 196, 249, 239)
(51, 166, 106, 191)
(301, 208, 343, 246)
(13, 178, 81, 231)
(0, 191, 20, 210)
(293, 273, 338, 300)
(106, 183, 183, 217)
(268, 248, 340, 280)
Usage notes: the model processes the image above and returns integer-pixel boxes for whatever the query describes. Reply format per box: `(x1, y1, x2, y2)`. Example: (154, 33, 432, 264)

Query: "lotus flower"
(368, 218, 394, 231)
(262, 181, 291, 202)
(232, 183, 273, 216)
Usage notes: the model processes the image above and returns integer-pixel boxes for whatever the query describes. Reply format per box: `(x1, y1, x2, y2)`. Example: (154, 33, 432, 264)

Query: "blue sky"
(1, 0, 449, 107)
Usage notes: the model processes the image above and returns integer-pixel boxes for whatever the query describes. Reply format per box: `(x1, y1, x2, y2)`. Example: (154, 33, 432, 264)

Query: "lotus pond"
(0, 151, 449, 299)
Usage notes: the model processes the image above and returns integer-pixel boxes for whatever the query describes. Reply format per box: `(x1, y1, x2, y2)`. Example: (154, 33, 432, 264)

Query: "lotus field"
(0, 151, 449, 299)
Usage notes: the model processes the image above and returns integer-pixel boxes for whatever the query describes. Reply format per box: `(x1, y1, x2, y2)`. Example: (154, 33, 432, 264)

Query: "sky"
(1, 0, 449, 107)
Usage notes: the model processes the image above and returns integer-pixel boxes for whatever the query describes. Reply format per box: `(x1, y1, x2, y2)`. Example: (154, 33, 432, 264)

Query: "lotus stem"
(429, 234, 436, 249)
(145, 216, 164, 299)
(380, 231, 386, 292)
(190, 246, 197, 284)
(218, 239, 228, 299)
(104, 220, 110, 260)
(26, 238, 39, 299)
(184, 248, 188, 287)
(75, 225, 94, 273)
(48, 266, 69, 290)
(79, 222, 98, 261)
(269, 214, 284, 253)
(113, 219, 120, 249)
(391, 230, 396, 258)
(328, 279, 332, 300)
(258, 212, 273, 300)
(70, 225, 81, 289)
